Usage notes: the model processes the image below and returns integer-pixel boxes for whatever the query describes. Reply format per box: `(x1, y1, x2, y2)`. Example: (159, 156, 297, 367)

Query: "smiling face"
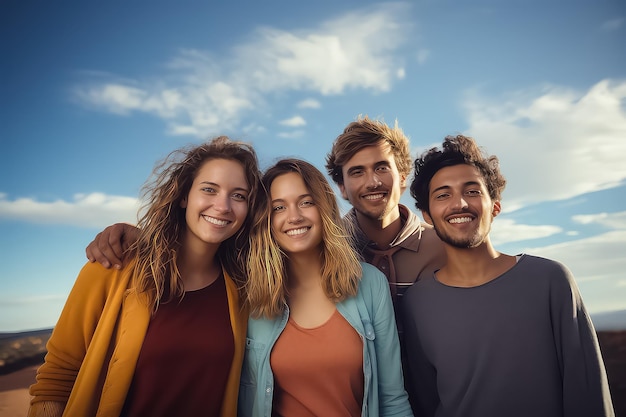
(180, 158, 250, 251)
(338, 141, 406, 224)
(423, 163, 500, 249)
(270, 172, 323, 256)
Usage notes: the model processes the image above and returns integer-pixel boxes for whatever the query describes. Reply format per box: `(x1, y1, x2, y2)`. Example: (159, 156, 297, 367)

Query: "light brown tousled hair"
(130, 136, 261, 314)
(245, 158, 362, 318)
(326, 115, 412, 186)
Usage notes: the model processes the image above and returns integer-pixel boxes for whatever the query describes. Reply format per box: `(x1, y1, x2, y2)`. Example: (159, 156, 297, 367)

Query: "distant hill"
(592, 309, 626, 331)
(0, 328, 52, 375)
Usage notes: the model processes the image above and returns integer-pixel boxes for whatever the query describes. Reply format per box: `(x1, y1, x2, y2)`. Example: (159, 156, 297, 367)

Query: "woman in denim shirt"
(238, 159, 412, 417)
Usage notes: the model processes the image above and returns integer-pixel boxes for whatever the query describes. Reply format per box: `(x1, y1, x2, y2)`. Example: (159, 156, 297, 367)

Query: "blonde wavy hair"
(245, 158, 362, 318)
(130, 136, 261, 313)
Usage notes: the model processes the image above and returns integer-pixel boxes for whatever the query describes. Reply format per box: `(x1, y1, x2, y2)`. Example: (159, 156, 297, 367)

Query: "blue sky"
(1, 1, 625, 332)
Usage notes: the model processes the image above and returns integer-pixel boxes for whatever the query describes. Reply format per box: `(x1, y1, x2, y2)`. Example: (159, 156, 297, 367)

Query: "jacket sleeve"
(548, 261, 615, 417)
(365, 265, 414, 417)
(28, 262, 128, 406)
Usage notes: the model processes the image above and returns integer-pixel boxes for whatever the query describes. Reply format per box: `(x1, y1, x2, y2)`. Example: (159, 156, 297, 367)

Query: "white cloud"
(490, 218, 562, 246)
(463, 79, 626, 211)
(74, 3, 411, 137)
(0, 193, 138, 228)
(297, 98, 321, 109)
(277, 130, 305, 139)
(280, 116, 306, 127)
(572, 211, 626, 229)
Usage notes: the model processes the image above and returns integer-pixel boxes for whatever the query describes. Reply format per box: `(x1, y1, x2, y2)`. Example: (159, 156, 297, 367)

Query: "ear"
(491, 200, 501, 217)
(399, 174, 407, 189)
(421, 210, 434, 226)
(338, 183, 349, 200)
(180, 197, 188, 209)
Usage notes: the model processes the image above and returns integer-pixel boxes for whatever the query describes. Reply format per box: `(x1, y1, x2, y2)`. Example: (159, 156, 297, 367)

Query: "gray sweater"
(403, 254, 614, 417)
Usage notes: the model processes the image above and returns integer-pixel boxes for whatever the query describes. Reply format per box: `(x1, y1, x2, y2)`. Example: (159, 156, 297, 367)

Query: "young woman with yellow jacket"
(28, 136, 262, 417)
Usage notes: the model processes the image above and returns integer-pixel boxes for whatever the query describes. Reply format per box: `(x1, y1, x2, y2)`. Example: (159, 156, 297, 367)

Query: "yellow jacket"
(29, 261, 248, 417)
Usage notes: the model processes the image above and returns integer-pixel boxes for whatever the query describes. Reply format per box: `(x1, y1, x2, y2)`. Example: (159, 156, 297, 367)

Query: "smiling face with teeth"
(180, 158, 250, 251)
(338, 141, 407, 226)
(269, 172, 323, 256)
(423, 163, 501, 249)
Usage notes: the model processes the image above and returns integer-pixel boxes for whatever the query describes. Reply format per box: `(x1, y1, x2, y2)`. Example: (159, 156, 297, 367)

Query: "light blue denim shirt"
(238, 262, 413, 417)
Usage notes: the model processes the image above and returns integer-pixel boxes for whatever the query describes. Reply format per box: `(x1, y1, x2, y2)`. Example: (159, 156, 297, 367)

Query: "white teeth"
(364, 193, 384, 200)
(203, 216, 230, 226)
(286, 227, 309, 236)
(449, 217, 473, 224)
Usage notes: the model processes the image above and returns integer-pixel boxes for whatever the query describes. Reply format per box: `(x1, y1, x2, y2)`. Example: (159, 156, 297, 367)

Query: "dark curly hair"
(410, 135, 506, 214)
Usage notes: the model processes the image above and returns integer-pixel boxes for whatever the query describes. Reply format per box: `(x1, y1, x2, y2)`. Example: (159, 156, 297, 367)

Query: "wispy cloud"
(416, 48, 430, 65)
(279, 116, 307, 127)
(0, 192, 138, 228)
(601, 17, 624, 31)
(74, 3, 411, 137)
(490, 218, 562, 245)
(463, 79, 626, 211)
(297, 98, 321, 109)
(572, 211, 626, 229)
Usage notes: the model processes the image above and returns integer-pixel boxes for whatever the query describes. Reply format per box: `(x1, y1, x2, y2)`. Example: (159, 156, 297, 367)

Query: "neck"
(177, 235, 221, 291)
(285, 249, 323, 289)
(355, 206, 402, 248)
(438, 240, 515, 287)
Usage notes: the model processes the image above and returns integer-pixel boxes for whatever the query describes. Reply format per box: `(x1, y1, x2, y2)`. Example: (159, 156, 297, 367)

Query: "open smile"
(202, 215, 231, 227)
(362, 192, 387, 201)
(285, 227, 310, 236)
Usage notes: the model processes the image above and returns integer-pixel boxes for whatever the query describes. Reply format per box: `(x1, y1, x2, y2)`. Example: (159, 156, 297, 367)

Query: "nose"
(366, 172, 382, 189)
(213, 194, 232, 213)
(451, 195, 469, 210)
(287, 205, 304, 224)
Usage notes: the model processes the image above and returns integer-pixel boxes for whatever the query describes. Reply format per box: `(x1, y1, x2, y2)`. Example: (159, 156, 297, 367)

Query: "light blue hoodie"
(238, 262, 413, 417)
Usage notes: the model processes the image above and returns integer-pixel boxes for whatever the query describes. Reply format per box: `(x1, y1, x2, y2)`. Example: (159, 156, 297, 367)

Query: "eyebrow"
(271, 193, 312, 204)
(346, 161, 390, 174)
(200, 181, 249, 193)
(430, 180, 482, 195)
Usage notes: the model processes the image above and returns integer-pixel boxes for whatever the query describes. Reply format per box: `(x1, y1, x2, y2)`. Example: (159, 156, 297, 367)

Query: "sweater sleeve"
(28, 262, 128, 406)
(364, 264, 414, 417)
(402, 287, 439, 417)
(548, 260, 615, 417)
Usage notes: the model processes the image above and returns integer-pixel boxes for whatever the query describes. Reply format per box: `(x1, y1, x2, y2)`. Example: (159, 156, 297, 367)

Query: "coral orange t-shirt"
(270, 309, 364, 417)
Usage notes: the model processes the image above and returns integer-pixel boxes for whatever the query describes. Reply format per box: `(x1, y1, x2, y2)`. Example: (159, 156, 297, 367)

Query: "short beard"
(432, 222, 490, 249)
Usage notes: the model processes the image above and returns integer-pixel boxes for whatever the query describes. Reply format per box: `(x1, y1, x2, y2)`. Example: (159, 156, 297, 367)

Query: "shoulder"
(358, 262, 388, 289)
(71, 260, 135, 295)
(516, 254, 573, 280)
(246, 313, 284, 342)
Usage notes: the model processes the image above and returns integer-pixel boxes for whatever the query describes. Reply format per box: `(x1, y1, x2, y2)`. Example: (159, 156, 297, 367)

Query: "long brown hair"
(245, 158, 361, 318)
(131, 136, 261, 313)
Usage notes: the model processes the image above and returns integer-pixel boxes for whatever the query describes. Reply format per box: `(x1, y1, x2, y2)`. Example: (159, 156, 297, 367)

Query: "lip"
(284, 226, 311, 237)
(446, 213, 475, 224)
(202, 215, 232, 227)
(361, 191, 387, 201)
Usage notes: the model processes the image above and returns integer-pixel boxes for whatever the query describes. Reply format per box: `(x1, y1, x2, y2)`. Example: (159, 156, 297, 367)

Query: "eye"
(299, 200, 315, 208)
(466, 189, 482, 196)
(348, 169, 364, 177)
(376, 165, 391, 173)
(201, 187, 217, 193)
(434, 192, 450, 200)
(272, 205, 286, 212)
(232, 193, 248, 202)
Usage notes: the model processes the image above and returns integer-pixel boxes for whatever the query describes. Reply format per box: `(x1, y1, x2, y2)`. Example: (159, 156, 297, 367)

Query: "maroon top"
(121, 274, 234, 417)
